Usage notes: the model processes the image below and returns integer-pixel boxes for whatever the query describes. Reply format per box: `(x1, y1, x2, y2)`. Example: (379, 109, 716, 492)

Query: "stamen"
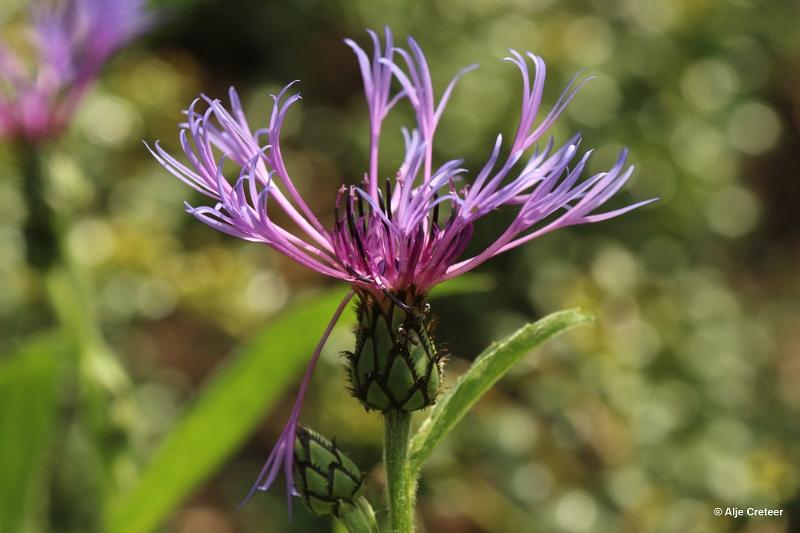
(356, 189, 368, 234)
(384, 179, 394, 221)
(375, 188, 394, 236)
(376, 186, 387, 213)
(334, 186, 346, 232)
(346, 187, 368, 265)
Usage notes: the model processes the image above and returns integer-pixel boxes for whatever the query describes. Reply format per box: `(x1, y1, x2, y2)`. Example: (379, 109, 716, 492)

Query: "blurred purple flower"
(0, 0, 151, 141)
(150, 27, 655, 511)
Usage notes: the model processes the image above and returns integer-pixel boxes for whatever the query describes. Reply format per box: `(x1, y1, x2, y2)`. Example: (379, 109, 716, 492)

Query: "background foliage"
(1, 0, 799, 531)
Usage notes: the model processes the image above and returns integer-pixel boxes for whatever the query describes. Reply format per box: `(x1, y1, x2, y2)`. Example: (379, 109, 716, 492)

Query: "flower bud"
(293, 426, 365, 517)
(346, 293, 443, 412)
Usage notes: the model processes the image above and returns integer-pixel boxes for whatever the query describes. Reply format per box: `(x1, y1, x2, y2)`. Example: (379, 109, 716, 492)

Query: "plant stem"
(384, 410, 414, 533)
(18, 143, 60, 272)
(16, 142, 136, 492)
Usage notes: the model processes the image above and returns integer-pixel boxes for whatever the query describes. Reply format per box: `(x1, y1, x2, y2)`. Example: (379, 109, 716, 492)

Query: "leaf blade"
(104, 276, 492, 533)
(0, 333, 65, 533)
(105, 289, 350, 533)
(408, 308, 594, 473)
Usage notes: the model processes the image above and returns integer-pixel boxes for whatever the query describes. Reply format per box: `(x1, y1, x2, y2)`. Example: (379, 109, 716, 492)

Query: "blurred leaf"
(0, 332, 65, 533)
(105, 289, 351, 533)
(105, 275, 493, 533)
(408, 308, 594, 474)
(46, 264, 131, 394)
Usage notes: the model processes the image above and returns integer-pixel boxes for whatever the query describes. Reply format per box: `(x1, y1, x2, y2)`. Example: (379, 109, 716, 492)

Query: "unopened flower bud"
(293, 426, 364, 517)
(346, 292, 443, 412)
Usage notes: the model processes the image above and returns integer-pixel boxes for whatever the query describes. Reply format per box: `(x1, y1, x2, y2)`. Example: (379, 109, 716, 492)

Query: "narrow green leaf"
(104, 276, 491, 533)
(0, 333, 65, 533)
(105, 289, 350, 533)
(408, 308, 594, 473)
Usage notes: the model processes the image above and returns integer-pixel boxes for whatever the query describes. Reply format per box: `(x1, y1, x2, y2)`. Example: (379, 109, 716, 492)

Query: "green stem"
(16, 142, 136, 492)
(18, 143, 60, 274)
(384, 411, 414, 533)
(17, 143, 130, 393)
(337, 497, 379, 533)
(44, 256, 132, 397)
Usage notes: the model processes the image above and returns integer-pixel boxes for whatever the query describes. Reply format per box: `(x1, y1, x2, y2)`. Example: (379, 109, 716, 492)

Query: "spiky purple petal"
(240, 291, 354, 513)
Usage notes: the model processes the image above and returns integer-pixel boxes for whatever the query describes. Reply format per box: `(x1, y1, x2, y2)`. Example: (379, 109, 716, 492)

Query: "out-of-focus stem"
(44, 266, 131, 396)
(16, 142, 135, 489)
(384, 411, 414, 533)
(17, 142, 130, 391)
(18, 144, 59, 272)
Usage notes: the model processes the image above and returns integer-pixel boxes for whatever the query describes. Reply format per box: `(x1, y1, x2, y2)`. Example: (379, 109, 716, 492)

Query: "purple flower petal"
(0, 0, 151, 141)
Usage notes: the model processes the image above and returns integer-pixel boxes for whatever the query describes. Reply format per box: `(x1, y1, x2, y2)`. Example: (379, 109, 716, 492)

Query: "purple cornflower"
(0, 0, 150, 141)
(149, 28, 655, 511)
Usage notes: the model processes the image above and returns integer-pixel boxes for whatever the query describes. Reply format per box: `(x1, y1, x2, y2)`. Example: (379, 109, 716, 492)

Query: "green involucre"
(346, 293, 442, 413)
(293, 426, 364, 517)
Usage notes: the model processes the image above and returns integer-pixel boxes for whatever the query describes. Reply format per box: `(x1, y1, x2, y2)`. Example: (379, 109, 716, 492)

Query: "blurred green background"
(1, 0, 799, 531)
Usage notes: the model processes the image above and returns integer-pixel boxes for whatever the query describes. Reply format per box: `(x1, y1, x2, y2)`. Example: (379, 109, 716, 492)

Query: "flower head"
(150, 27, 655, 511)
(0, 0, 151, 141)
(151, 29, 651, 300)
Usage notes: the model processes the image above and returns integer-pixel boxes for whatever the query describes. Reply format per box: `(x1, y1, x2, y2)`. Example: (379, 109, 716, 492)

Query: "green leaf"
(104, 276, 492, 533)
(408, 308, 594, 474)
(105, 289, 351, 533)
(0, 333, 65, 533)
